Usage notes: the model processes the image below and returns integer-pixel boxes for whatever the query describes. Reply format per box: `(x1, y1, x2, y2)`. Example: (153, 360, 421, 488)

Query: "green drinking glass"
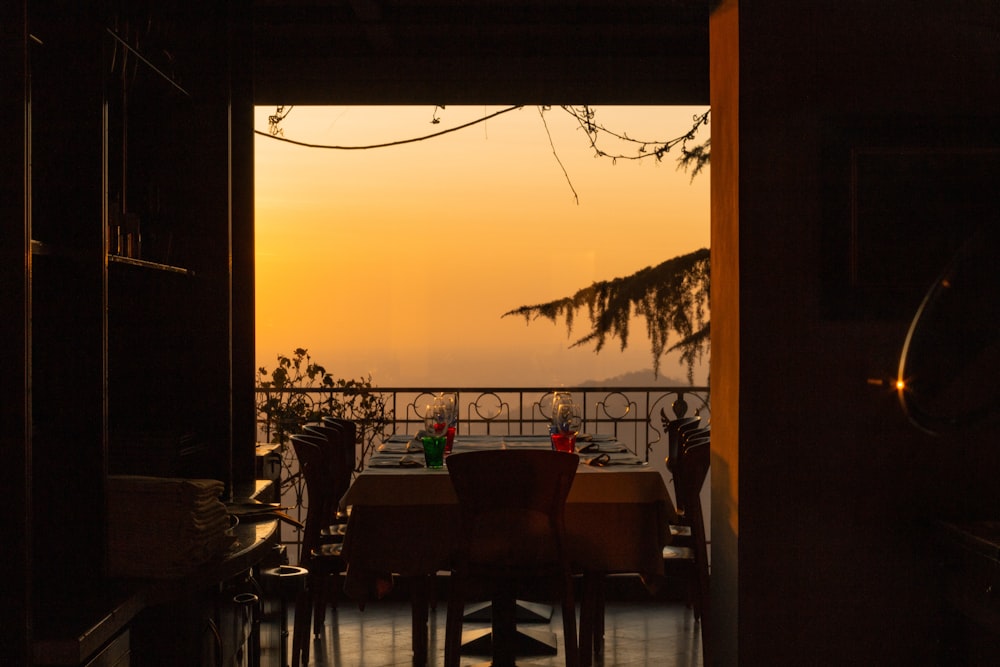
(421, 435, 446, 469)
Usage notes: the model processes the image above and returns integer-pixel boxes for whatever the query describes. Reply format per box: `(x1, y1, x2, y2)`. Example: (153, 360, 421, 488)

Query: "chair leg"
(579, 574, 594, 667)
(561, 573, 580, 667)
(579, 572, 605, 667)
(444, 573, 465, 667)
(291, 587, 312, 667)
(689, 561, 702, 621)
(695, 560, 711, 666)
(591, 575, 605, 660)
(311, 573, 327, 636)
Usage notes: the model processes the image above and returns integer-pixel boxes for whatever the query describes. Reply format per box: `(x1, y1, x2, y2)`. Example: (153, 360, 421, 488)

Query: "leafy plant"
(256, 348, 331, 445)
(256, 348, 394, 471)
(316, 376, 394, 473)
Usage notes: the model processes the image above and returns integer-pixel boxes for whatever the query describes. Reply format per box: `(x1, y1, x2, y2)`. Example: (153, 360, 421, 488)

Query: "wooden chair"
(580, 420, 710, 665)
(662, 437, 711, 666)
(314, 420, 439, 664)
(444, 450, 581, 667)
(288, 433, 348, 667)
(660, 411, 703, 541)
(302, 422, 352, 543)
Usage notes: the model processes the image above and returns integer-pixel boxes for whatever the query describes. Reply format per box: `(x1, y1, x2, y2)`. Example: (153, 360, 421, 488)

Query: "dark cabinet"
(937, 521, 1000, 664)
(7, 1, 256, 665)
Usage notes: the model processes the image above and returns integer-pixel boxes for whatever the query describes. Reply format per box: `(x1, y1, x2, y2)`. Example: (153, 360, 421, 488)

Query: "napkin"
(578, 441, 630, 454)
(368, 454, 425, 468)
(582, 452, 646, 467)
(377, 442, 423, 454)
(377, 434, 423, 453)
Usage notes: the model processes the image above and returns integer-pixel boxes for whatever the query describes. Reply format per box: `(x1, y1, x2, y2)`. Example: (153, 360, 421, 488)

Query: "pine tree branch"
(503, 248, 710, 380)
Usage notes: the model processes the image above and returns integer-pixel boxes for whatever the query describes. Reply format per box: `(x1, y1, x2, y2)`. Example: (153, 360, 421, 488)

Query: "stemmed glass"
(422, 398, 450, 468)
(438, 392, 458, 455)
(550, 393, 582, 453)
(550, 391, 573, 419)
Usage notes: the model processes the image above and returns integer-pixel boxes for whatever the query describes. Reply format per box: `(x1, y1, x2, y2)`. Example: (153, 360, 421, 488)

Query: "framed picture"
(821, 116, 1000, 320)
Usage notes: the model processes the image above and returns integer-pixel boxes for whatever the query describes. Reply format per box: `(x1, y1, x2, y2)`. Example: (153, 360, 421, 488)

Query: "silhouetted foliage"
(503, 248, 710, 382)
(256, 348, 394, 472)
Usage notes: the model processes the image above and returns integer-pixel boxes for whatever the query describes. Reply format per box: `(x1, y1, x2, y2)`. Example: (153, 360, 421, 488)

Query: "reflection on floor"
(259, 586, 704, 667)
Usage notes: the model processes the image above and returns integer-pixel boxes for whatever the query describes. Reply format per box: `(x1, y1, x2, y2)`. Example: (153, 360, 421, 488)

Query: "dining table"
(339, 433, 675, 666)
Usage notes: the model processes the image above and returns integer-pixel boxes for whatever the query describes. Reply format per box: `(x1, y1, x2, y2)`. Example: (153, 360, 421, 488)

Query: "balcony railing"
(256, 385, 709, 464)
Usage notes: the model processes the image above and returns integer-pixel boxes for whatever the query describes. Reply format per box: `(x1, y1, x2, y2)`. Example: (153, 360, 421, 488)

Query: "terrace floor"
(258, 578, 705, 667)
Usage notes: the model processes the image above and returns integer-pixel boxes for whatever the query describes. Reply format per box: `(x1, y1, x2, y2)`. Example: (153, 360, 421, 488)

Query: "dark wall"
(712, 1, 1000, 663)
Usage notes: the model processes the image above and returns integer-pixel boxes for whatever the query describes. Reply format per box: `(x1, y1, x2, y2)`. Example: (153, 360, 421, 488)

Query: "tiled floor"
(259, 586, 704, 667)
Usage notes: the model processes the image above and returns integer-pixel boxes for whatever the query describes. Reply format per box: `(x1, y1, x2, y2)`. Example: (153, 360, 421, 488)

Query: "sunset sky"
(254, 105, 710, 388)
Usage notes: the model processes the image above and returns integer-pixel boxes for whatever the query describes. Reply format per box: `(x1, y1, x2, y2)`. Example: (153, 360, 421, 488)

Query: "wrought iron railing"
(256, 385, 710, 463)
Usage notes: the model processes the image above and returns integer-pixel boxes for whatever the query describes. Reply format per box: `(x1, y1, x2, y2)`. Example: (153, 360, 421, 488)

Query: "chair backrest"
(303, 423, 353, 499)
(662, 411, 701, 474)
(680, 427, 711, 451)
(322, 417, 358, 475)
(446, 450, 579, 573)
(674, 438, 710, 527)
(290, 433, 340, 564)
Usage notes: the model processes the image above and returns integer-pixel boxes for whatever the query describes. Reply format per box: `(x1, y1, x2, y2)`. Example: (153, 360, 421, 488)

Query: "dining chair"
(659, 411, 703, 543)
(662, 437, 711, 665)
(577, 418, 708, 666)
(444, 449, 581, 667)
(288, 433, 348, 667)
(302, 423, 359, 634)
(302, 422, 352, 543)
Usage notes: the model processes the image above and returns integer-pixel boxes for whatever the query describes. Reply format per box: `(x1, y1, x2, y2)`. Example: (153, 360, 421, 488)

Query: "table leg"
(460, 601, 558, 657)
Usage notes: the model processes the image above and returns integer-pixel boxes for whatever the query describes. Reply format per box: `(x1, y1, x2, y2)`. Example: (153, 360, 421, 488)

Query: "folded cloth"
(577, 441, 630, 454)
(367, 455, 424, 468)
(107, 475, 225, 504)
(581, 452, 646, 467)
(106, 475, 235, 578)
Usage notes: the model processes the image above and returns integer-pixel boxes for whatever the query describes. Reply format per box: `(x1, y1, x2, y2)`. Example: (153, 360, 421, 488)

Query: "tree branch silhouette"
(502, 248, 710, 382)
(259, 105, 711, 176)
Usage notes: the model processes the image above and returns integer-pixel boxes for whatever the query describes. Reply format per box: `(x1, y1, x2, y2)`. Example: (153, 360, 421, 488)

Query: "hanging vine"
(502, 248, 710, 381)
(559, 105, 711, 180)
(259, 105, 710, 178)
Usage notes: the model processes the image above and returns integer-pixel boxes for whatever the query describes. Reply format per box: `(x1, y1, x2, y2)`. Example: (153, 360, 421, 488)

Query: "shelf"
(30, 242, 193, 276)
(108, 254, 195, 276)
(105, 27, 190, 98)
(30, 240, 91, 262)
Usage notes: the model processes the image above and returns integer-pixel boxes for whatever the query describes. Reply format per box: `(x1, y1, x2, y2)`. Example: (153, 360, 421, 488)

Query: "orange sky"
(254, 105, 709, 388)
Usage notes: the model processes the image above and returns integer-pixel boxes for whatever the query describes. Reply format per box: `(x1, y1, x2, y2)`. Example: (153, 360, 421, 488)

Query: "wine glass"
(424, 397, 450, 437)
(550, 391, 573, 417)
(550, 395, 581, 453)
(437, 392, 458, 454)
(422, 398, 449, 468)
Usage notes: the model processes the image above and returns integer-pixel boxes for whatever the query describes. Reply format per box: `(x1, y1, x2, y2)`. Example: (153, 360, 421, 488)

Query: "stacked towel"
(106, 475, 235, 578)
